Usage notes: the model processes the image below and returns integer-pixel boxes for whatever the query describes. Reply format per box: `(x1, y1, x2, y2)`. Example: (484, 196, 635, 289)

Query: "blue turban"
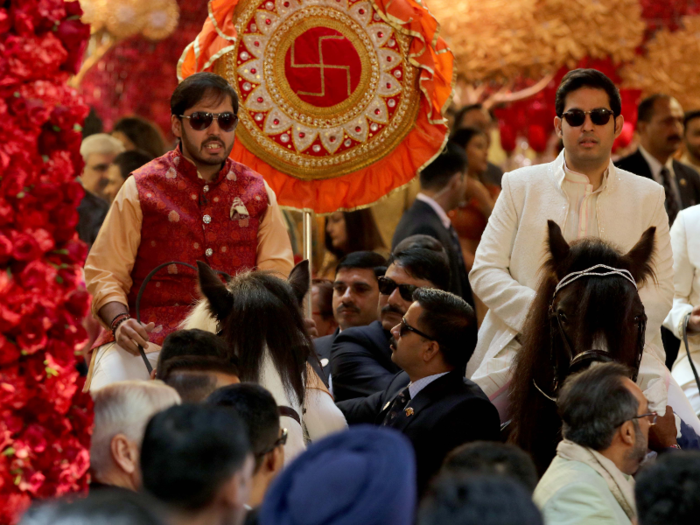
(260, 425, 416, 525)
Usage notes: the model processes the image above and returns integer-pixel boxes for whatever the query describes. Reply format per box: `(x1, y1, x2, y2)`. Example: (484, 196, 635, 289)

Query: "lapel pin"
(404, 407, 414, 417)
(680, 178, 688, 186)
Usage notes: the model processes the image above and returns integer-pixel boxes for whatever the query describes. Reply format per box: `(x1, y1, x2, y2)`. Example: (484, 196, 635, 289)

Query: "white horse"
(182, 260, 346, 463)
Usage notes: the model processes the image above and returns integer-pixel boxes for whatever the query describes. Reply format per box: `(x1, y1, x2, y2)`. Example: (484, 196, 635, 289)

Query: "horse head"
(509, 220, 655, 475)
(193, 260, 312, 406)
(544, 220, 655, 387)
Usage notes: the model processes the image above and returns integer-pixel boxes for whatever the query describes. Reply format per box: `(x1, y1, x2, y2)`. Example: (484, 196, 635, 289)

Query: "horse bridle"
(135, 261, 303, 426)
(536, 264, 646, 401)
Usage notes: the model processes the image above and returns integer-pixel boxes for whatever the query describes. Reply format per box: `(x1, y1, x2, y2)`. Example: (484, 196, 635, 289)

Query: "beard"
(626, 422, 648, 472)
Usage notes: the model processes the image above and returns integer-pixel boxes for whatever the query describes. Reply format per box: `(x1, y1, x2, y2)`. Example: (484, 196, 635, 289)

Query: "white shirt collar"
(639, 144, 674, 180)
(416, 193, 452, 230)
(408, 371, 450, 399)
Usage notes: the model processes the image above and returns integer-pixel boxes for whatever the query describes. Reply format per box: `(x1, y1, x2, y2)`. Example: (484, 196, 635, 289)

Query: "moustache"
(381, 304, 404, 316)
(668, 135, 682, 142)
(337, 304, 360, 314)
(389, 335, 398, 352)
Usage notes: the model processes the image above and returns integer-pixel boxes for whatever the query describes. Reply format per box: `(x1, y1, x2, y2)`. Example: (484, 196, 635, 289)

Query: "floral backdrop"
(0, 1, 93, 522)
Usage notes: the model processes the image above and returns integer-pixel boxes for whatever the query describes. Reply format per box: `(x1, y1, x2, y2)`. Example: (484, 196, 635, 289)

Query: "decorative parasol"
(178, 0, 453, 215)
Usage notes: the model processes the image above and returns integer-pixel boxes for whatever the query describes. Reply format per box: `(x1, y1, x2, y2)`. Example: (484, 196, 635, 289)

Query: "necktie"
(660, 166, 679, 224)
(382, 387, 411, 426)
(448, 225, 467, 271)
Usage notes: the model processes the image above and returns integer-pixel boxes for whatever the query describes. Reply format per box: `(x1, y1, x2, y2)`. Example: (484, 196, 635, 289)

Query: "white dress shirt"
(408, 372, 450, 399)
(416, 193, 452, 229)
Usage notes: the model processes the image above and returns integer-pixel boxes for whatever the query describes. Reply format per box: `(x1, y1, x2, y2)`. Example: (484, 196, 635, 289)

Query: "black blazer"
(615, 149, 700, 209)
(77, 190, 110, 249)
(311, 329, 339, 387)
(337, 370, 501, 494)
(391, 199, 473, 306)
(329, 321, 401, 402)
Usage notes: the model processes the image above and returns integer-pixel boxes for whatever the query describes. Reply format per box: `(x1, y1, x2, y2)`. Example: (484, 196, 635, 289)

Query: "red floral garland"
(0, 1, 92, 522)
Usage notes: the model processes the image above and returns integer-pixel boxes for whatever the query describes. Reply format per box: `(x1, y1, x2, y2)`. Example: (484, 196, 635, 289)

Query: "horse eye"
(558, 311, 568, 322)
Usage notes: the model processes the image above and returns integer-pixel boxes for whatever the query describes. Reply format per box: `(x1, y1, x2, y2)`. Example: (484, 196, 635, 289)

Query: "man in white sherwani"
(468, 68, 700, 433)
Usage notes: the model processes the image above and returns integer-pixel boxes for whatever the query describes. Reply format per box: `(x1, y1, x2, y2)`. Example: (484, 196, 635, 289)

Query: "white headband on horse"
(552, 264, 637, 299)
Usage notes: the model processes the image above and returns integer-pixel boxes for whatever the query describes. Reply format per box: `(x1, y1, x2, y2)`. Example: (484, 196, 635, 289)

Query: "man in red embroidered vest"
(85, 73, 294, 391)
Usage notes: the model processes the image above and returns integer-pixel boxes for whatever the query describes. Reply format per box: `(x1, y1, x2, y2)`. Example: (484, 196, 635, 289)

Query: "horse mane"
(183, 268, 311, 406)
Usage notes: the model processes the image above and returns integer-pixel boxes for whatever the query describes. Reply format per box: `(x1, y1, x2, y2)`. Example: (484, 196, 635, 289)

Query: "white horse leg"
(303, 366, 347, 442)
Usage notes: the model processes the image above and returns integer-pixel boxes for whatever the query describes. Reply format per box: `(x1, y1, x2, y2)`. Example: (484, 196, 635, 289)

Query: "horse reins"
(682, 312, 700, 395)
(134, 261, 231, 373)
(535, 264, 645, 401)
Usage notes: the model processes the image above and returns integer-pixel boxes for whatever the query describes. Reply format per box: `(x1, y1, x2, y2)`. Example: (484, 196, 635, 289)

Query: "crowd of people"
(20, 68, 700, 524)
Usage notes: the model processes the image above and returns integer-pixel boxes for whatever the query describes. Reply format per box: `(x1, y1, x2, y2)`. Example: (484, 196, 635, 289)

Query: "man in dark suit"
(313, 251, 387, 387)
(616, 94, 700, 368)
(616, 94, 700, 224)
(392, 142, 473, 306)
(337, 288, 500, 494)
(330, 245, 450, 401)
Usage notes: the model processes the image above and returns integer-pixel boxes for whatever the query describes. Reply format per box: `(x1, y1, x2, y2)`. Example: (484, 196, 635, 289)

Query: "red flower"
(10, 231, 41, 261)
(18, 260, 57, 289)
(0, 233, 12, 264)
(56, 16, 90, 75)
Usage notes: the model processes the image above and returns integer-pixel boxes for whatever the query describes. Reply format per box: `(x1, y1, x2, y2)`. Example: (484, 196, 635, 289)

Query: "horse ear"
(624, 226, 656, 284)
(547, 220, 570, 267)
(197, 260, 233, 320)
(288, 259, 310, 306)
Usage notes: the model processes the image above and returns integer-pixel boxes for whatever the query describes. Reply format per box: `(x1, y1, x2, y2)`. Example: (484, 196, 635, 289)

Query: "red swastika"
(284, 26, 362, 107)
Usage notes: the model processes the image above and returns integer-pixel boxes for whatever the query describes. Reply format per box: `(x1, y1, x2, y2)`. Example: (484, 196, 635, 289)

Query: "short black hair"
(20, 489, 167, 525)
(163, 372, 220, 403)
(419, 142, 468, 191)
(555, 69, 621, 117)
(558, 363, 638, 451)
(442, 442, 538, 494)
(389, 246, 450, 291)
(637, 93, 673, 124)
(156, 329, 232, 374)
(171, 72, 239, 117)
(413, 288, 476, 370)
(684, 109, 700, 130)
(636, 451, 700, 525)
(451, 127, 487, 150)
(393, 235, 448, 266)
(141, 404, 250, 512)
(418, 474, 543, 525)
(112, 150, 154, 180)
(336, 250, 387, 279)
(206, 383, 281, 474)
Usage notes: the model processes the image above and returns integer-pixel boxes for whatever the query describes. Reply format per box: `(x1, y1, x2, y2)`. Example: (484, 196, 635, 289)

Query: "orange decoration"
(179, 0, 453, 213)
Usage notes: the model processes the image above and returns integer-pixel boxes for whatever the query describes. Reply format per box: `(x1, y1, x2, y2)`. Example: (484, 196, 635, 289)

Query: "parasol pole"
(302, 210, 313, 318)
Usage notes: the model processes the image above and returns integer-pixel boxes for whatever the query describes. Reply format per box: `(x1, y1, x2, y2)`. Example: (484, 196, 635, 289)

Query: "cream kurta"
(468, 150, 683, 422)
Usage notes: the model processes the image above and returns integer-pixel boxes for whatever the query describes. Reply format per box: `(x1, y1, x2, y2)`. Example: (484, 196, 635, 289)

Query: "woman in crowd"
(317, 209, 388, 279)
(449, 127, 500, 323)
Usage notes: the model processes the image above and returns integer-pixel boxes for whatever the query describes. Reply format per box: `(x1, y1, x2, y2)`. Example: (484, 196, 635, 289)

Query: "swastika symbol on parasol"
(285, 27, 362, 107)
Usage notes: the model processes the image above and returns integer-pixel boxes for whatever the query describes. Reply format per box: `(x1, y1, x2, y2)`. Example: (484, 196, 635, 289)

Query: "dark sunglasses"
(378, 276, 418, 302)
(399, 317, 437, 341)
(561, 108, 615, 127)
(179, 111, 239, 132)
(256, 428, 288, 457)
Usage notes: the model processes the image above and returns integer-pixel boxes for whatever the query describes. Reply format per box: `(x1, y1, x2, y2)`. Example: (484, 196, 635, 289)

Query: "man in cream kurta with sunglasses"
(467, 68, 700, 433)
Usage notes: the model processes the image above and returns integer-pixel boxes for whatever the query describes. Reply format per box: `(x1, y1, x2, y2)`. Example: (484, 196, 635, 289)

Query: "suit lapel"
(389, 372, 461, 432)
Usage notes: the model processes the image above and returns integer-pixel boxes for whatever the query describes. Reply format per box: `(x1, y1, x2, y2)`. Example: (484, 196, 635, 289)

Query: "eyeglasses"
(256, 428, 288, 457)
(179, 111, 239, 132)
(618, 412, 657, 428)
(561, 108, 615, 127)
(399, 317, 437, 341)
(378, 276, 418, 302)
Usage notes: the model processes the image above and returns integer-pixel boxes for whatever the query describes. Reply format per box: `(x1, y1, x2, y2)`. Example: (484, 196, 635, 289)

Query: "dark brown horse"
(508, 221, 656, 475)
